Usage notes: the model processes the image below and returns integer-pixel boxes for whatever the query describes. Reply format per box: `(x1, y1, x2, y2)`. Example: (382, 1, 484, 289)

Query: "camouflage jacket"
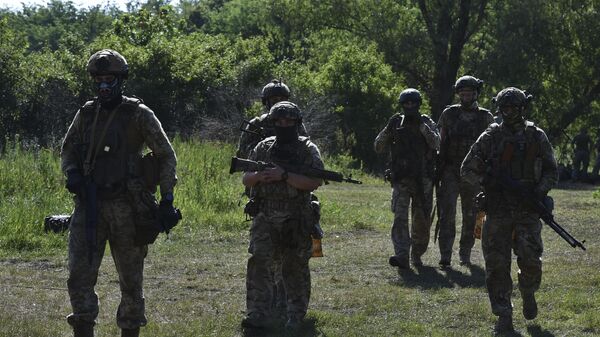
(374, 113, 440, 179)
(249, 136, 323, 215)
(461, 121, 558, 207)
(61, 96, 177, 195)
(236, 113, 308, 159)
(438, 104, 494, 165)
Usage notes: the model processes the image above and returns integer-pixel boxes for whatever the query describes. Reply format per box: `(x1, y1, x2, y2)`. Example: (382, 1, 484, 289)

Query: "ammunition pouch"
(140, 152, 160, 193)
(244, 198, 260, 218)
(127, 179, 161, 246)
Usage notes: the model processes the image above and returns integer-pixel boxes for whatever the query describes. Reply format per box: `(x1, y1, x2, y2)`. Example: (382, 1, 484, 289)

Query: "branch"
(465, 0, 488, 40)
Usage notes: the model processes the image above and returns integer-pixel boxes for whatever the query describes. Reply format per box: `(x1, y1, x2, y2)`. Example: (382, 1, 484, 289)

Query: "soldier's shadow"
(445, 263, 486, 288)
(389, 263, 486, 289)
(527, 324, 556, 337)
(242, 317, 320, 337)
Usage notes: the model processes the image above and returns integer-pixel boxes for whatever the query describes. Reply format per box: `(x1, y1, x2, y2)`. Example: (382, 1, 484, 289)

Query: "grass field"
(0, 141, 598, 337)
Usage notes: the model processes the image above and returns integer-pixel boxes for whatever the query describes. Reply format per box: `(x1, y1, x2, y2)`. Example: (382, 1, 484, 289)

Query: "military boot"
(121, 327, 140, 337)
(522, 292, 538, 320)
(494, 315, 514, 335)
(438, 256, 451, 268)
(241, 313, 268, 329)
(459, 249, 471, 266)
(73, 323, 94, 337)
(285, 315, 303, 331)
(389, 255, 409, 269)
(411, 254, 423, 267)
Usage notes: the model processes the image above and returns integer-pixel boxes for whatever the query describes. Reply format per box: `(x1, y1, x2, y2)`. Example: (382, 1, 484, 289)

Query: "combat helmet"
(398, 88, 422, 105)
(268, 101, 301, 121)
(492, 87, 532, 109)
(261, 79, 290, 105)
(86, 49, 129, 78)
(454, 75, 484, 93)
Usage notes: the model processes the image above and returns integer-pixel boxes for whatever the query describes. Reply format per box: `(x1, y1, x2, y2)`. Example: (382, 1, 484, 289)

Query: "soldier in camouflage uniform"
(591, 131, 600, 180)
(238, 80, 320, 315)
(61, 50, 178, 337)
(236, 80, 308, 158)
(374, 89, 440, 268)
(461, 87, 558, 334)
(437, 76, 494, 266)
(571, 127, 592, 181)
(241, 101, 323, 330)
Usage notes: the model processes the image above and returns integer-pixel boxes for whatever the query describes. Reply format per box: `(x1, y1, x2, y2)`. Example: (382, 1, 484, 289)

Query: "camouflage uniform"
(592, 135, 600, 179)
(571, 131, 591, 180)
(245, 136, 323, 321)
(374, 113, 440, 265)
(237, 108, 310, 314)
(437, 103, 493, 263)
(461, 120, 558, 319)
(61, 96, 177, 330)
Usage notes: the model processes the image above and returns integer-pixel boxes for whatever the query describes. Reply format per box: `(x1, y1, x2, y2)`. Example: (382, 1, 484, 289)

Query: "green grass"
(1, 141, 599, 336)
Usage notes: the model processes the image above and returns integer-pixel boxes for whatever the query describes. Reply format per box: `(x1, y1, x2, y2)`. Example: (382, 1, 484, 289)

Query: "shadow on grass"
(242, 317, 321, 337)
(526, 324, 556, 337)
(388, 263, 486, 289)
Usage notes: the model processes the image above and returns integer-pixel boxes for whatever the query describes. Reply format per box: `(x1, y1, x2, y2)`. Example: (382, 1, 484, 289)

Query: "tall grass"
(0, 138, 386, 257)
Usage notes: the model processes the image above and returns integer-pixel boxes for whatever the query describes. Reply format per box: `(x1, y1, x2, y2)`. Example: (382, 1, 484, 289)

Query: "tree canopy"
(0, 0, 599, 169)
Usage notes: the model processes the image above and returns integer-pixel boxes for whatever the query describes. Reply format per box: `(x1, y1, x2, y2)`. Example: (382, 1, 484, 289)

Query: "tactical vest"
(253, 136, 313, 207)
(78, 96, 144, 195)
(490, 122, 543, 184)
(389, 114, 434, 181)
(443, 105, 491, 164)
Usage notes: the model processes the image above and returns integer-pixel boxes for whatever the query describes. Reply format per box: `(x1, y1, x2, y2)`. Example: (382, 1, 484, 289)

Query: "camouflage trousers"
(572, 150, 590, 180)
(390, 178, 433, 259)
(437, 165, 480, 260)
(592, 155, 600, 178)
(246, 211, 312, 320)
(67, 196, 148, 330)
(482, 208, 543, 317)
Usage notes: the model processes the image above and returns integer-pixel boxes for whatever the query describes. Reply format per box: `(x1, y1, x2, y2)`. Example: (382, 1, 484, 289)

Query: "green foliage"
(0, 139, 380, 255)
(1, 0, 600, 165)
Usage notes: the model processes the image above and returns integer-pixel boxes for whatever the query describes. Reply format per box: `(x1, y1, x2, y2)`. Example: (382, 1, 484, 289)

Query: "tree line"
(0, 0, 598, 169)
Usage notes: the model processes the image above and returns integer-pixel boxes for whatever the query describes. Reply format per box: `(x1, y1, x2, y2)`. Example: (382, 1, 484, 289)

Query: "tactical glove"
(66, 169, 84, 194)
(158, 193, 182, 234)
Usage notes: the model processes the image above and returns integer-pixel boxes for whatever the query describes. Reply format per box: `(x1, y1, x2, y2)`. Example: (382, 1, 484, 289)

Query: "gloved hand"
(158, 193, 182, 234)
(66, 169, 84, 194)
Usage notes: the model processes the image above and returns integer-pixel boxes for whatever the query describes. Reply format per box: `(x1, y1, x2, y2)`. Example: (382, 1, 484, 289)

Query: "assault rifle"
(229, 157, 363, 184)
(239, 120, 265, 139)
(490, 171, 586, 251)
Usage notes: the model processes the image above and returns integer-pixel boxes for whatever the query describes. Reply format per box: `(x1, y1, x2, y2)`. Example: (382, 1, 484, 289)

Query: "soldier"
(236, 79, 308, 158)
(461, 87, 558, 334)
(241, 101, 323, 330)
(436, 75, 494, 267)
(571, 127, 592, 181)
(237, 80, 320, 316)
(591, 131, 600, 180)
(61, 50, 179, 337)
(374, 89, 440, 268)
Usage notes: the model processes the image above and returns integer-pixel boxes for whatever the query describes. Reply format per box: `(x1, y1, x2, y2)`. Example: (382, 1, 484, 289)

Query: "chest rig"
(78, 96, 143, 196)
(444, 105, 490, 164)
(490, 123, 543, 185)
(253, 137, 313, 206)
(389, 114, 433, 181)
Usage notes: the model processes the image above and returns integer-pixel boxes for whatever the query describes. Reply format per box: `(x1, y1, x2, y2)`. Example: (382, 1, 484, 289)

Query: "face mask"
(275, 125, 299, 144)
(402, 105, 420, 118)
(95, 77, 122, 105)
